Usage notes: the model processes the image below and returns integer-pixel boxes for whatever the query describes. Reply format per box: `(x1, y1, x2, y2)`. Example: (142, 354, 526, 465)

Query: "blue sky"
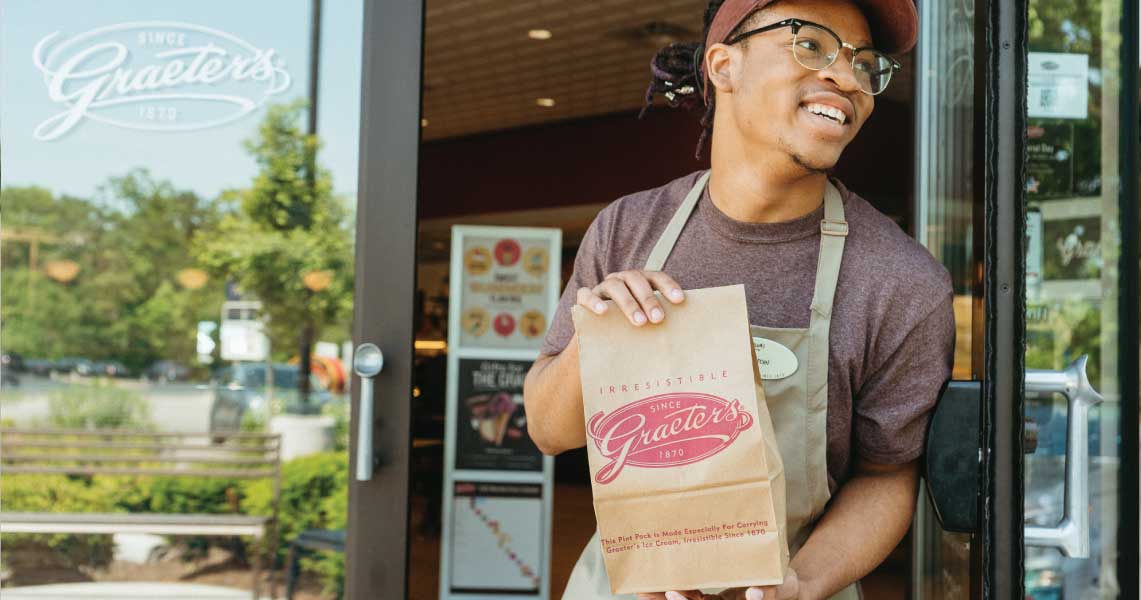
(1, 0, 364, 202)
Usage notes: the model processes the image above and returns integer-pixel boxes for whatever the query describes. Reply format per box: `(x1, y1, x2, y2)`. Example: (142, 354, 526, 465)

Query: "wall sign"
(441, 226, 561, 600)
(1028, 52, 1089, 120)
(32, 21, 291, 141)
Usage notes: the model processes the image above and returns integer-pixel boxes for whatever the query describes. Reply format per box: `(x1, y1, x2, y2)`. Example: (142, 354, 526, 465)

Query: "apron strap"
(808, 182, 847, 318)
(643, 171, 710, 272)
(803, 181, 847, 517)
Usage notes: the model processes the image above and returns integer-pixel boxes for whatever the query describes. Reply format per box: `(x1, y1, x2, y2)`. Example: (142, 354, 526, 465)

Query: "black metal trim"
(979, 0, 1028, 597)
(1117, 0, 1139, 593)
(346, 1, 424, 599)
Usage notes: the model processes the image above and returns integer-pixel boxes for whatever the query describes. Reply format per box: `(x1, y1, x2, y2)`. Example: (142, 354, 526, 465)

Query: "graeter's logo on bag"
(586, 392, 753, 484)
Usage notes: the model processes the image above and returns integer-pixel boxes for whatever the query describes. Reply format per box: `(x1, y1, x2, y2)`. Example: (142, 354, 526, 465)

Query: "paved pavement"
(0, 582, 273, 599)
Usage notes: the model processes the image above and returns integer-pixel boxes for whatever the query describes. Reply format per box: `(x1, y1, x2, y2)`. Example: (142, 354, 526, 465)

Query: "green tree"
(0, 171, 225, 374)
(193, 100, 354, 406)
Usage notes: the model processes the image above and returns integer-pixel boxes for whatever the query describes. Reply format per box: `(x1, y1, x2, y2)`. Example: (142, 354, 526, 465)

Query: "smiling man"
(523, 1, 955, 599)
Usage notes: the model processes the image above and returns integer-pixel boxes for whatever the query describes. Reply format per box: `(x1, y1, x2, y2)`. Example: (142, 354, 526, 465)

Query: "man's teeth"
(804, 103, 847, 125)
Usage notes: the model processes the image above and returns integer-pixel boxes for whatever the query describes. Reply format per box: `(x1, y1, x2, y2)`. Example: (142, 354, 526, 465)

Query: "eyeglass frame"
(723, 17, 903, 95)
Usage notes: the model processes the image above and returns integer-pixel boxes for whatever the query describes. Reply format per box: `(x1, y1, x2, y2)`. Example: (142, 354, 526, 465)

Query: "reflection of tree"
(0, 101, 355, 388)
(193, 100, 354, 406)
(1028, 0, 1111, 197)
(0, 173, 224, 373)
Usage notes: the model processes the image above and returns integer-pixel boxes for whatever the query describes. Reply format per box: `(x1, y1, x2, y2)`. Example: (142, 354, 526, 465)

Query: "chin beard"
(777, 136, 836, 174)
(790, 151, 831, 174)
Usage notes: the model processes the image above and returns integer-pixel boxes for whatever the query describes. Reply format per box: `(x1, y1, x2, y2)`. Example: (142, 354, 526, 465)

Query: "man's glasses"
(726, 18, 902, 96)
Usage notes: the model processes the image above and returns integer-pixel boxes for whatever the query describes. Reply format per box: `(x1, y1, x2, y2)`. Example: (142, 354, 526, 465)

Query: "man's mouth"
(801, 102, 848, 126)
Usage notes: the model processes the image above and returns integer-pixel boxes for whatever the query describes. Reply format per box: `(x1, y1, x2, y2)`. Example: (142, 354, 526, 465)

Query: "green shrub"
(45, 381, 152, 430)
(0, 451, 348, 595)
(0, 474, 120, 571)
(244, 450, 347, 596)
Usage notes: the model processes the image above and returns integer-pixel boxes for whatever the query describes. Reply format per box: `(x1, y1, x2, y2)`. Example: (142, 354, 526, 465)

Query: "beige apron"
(562, 171, 860, 600)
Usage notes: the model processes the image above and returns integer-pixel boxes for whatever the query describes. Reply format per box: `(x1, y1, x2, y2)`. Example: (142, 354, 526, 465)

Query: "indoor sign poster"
(459, 235, 553, 350)
(455, 359, 543, 472)
(449, 481, 543, 595)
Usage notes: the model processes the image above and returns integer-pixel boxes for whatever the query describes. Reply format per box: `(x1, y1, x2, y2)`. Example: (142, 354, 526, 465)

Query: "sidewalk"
(0, 582, 273, 599)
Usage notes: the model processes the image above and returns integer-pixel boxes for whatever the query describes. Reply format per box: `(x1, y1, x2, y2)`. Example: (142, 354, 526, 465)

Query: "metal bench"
(284, 528, 345, 600)
(0, 428, 282, 599)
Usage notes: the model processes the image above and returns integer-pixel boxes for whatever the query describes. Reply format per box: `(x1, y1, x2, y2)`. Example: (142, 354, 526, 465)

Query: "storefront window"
(0, 2, 362, 597)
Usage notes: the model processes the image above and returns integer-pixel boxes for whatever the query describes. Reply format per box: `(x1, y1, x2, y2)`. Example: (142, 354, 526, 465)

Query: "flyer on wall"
(455, 358, 543, 472)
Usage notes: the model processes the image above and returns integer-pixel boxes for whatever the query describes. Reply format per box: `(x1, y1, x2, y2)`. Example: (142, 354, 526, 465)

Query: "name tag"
(752, 337, 799, 380)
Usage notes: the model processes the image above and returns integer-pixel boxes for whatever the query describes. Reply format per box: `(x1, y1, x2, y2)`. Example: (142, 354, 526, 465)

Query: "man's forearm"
(791, 459, 920, 600)
(523, 334, 587, 455)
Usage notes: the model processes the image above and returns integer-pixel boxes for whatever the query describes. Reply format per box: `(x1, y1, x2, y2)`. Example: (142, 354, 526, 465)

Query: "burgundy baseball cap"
(705, 0, 918, 57)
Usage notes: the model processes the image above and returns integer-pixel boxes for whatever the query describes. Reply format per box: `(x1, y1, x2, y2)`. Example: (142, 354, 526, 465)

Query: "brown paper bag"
(572, 284, 789, 594)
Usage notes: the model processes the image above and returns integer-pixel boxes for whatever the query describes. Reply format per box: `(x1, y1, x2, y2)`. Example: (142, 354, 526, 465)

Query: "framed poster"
(449, 481, 544, 595)
(455, 358, 543, 471)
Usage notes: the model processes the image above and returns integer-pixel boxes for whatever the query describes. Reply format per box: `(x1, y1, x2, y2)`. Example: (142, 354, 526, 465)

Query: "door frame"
(1117, 0, 1140, 593)
(346, 0, 424, 598)
(977, 0, 1028, 596)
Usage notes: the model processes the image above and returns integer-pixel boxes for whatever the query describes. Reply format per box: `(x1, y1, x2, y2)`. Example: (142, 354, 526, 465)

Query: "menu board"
(441, 226, 560, 600)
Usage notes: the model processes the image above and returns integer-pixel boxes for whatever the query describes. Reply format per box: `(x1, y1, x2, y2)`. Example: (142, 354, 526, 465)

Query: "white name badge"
(752, 337, 799, 380)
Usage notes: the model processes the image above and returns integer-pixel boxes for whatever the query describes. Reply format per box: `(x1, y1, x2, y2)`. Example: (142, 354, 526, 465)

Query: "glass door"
(1022, 0, 1136, 595)
(913, 0, 1139, 597)
(0, 1, 382, 597)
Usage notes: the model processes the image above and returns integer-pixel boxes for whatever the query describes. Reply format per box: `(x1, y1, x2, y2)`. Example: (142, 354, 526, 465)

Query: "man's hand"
(634, 569, 802, 600)
(577, 270, 686, 326)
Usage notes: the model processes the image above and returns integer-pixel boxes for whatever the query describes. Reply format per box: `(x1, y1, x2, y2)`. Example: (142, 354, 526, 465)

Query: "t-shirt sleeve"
(853, 288, 956, 465)
(538, 210, 612, 356)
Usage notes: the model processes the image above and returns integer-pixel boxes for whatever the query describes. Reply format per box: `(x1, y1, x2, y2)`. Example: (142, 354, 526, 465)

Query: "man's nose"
(817, 51, 863, 94)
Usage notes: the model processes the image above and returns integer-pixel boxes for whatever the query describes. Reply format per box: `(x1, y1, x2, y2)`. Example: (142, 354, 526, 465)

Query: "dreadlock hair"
(638, 0, 759, 160)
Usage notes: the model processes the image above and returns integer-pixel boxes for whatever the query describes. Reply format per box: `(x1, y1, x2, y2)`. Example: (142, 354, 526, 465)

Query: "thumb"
(745, 588, 767, 600)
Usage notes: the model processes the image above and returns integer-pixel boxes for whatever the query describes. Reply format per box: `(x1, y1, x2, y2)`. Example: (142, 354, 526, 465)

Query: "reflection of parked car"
(53, 357, 95, 376)
(1, 354, 20, 387)
(2, 353, 25, 373)
(24, 359, 54, 377)
(209, 363, 339, 435)
(92, 360, 130, 378)
(145, 360, 191, 383)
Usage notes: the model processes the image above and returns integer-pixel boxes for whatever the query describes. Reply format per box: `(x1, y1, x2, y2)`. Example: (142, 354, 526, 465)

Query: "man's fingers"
(615, 271, 666, 323)
(596, 278, 647, 326)
(644, 271, 685, 303)
(576, 287, 608, 315)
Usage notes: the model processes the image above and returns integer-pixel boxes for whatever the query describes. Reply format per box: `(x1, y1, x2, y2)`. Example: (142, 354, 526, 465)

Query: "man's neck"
(708, 130, 829, 224)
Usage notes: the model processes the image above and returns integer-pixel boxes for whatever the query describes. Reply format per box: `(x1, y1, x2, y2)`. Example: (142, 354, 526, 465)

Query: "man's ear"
(705, 43, 737, 95)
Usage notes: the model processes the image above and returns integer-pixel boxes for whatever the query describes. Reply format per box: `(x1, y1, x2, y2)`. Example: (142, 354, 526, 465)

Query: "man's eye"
(796, 39, 821, 53)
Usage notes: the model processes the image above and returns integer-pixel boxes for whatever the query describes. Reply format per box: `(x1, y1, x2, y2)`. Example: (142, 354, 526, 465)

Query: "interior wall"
(418, 96, 915, 230)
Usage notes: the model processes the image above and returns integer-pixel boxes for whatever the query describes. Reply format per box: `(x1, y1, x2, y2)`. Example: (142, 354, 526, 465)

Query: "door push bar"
(924, 356, 1103, 558)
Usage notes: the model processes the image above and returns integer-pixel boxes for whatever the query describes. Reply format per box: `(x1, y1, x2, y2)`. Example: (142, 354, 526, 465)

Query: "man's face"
(719, 0, 877, 173)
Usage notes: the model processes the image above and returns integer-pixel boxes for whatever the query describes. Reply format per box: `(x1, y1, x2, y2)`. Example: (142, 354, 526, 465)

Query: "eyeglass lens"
(792, 23, 895, 95)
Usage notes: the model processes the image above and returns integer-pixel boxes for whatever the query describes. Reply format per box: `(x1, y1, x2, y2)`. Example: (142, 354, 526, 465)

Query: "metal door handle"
(1024, 355, 1103, 558)
(352, 343, 384, 481)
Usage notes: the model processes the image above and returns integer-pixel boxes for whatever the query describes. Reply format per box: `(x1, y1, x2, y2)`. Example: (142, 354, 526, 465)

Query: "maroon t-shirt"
(540, 170, 956, 492)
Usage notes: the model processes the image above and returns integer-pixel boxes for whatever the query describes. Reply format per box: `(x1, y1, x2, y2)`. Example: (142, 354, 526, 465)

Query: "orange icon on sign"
(522, 247, 549, 278)
(465, 247, 491, 276)
(520, 310, 546, 338)
(462, 307, 490, 338)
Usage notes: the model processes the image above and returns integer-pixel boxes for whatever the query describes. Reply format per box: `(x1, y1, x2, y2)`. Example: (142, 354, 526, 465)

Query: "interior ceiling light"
(535, 98, 556, 107)
(528, 29, 552, 40)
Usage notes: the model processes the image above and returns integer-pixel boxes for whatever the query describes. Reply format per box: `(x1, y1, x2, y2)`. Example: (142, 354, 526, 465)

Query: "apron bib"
(563, 171, 858, 600)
